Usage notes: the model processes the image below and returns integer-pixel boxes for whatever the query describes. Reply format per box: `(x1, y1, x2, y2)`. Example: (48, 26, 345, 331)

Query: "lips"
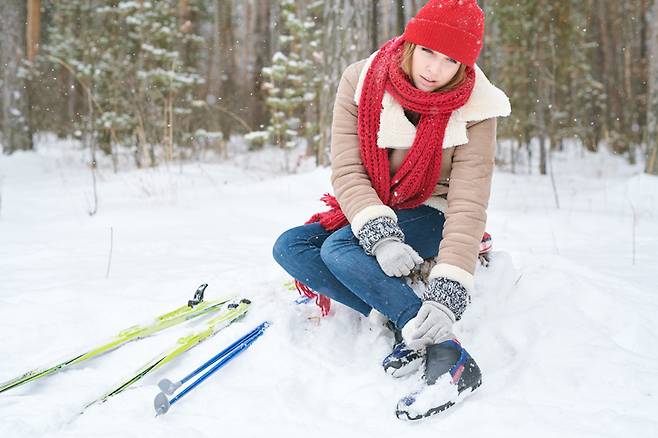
(420, 75, 436, 85)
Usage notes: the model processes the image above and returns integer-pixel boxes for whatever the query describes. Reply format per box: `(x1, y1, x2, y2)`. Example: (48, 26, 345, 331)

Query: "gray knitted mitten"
(357, 217, 422, 277)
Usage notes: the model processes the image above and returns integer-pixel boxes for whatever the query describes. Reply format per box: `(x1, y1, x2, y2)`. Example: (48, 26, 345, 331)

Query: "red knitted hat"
(402, 0, 484, 67)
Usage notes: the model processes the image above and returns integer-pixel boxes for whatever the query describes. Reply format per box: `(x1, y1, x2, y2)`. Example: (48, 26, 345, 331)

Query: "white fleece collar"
(353, 50, 511, 149)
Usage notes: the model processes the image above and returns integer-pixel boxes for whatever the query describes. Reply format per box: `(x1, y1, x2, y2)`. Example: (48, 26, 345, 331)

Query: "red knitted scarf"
(296, 37, 476, 315)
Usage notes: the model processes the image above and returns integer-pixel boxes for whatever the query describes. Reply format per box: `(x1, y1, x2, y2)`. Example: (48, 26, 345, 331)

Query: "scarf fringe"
(306, 193, 349, 231)
(294, 279, 331, 317)
(294, 193, 348, 317)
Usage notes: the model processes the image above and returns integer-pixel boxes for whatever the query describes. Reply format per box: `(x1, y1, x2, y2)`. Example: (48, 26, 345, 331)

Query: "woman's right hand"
(373, 239, 423, 277)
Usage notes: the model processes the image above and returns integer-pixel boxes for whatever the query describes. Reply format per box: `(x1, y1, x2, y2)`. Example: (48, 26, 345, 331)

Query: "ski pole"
(157, 321, 269, 395)
(154, 321, 270, 416)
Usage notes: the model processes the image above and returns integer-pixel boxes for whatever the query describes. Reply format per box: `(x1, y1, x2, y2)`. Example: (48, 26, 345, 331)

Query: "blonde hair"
(400, 42, 467, 92)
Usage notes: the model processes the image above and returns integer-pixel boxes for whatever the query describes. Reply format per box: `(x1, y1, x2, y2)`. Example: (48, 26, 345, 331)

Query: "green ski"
(80, 298, 251, 413)
(0, 284, 231, 394)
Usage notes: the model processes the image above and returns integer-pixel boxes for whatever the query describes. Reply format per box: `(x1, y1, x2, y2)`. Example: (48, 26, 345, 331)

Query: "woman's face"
(410, 45, 461, 92)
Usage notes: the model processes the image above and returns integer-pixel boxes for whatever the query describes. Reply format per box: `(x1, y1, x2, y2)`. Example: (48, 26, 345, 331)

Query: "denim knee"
(272, 228, 296, 268)
(319, 228, 353, 270)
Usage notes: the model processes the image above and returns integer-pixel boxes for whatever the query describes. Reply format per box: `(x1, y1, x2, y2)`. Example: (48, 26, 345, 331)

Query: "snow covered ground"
(1, 136, 657, 437)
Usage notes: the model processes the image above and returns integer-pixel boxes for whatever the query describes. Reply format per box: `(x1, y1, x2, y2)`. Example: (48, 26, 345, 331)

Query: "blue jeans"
(272, 205, 445, 330)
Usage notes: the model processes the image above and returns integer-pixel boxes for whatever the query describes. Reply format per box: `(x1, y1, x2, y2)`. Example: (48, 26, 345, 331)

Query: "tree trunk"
(534, 8, 548, 175)
(0, 0, 33, 154)
(408, 0, 422, 17)
(596, 1, 612, 145)
(27, 0, 41, 61)
(371, 0, 379, 52)
(633, 2, 646, 152)
(218, 0, 237, 144)
(396, 0, 406, 35)
(178, 0, 194, 71)
(646, 0, 658, 175)
(250, 0, 271, 132)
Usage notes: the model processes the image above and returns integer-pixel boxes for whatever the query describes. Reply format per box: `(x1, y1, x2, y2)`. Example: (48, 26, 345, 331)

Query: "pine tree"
(98, 1, 204, 165)
(568, 0, 605, 153)
(42, 1, 204, 167)
(255, 0, 322, 158)
(494, 0, 536, 172)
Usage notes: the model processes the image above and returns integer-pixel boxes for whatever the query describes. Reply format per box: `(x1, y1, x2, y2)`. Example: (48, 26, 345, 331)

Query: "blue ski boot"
(395, 339, 482, 420)
(382, 341, 424, 377)
(382, 322, 423, 377)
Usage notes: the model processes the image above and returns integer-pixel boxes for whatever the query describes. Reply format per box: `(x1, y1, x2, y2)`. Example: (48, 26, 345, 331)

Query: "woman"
(273, 0, 510, 420)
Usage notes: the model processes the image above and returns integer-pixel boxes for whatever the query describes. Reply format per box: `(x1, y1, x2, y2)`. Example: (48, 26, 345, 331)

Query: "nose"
(426, 60, 442, 77)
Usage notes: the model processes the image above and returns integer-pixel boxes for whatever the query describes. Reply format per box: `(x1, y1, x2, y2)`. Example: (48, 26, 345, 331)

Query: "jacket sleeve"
(429, 117, 497, 291)
(330, 61, 398, 236)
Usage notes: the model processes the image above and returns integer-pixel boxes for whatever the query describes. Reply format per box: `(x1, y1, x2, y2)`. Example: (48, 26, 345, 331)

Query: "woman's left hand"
(373, 239, 424, 277)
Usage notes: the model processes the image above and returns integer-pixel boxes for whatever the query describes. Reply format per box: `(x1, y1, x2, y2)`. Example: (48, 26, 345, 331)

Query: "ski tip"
(154, 392, 171, 416)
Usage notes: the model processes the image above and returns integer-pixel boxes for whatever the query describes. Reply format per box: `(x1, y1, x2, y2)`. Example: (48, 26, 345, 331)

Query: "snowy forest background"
(2, 0, 658, 178)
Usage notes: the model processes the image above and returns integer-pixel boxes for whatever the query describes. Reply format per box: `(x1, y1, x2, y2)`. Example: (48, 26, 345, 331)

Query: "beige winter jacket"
(330, 57, 511, 291)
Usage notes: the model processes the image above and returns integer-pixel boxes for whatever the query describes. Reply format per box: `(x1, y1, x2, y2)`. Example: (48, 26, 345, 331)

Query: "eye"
(447, 57, 458, 64)
(421, 47, 433, 54)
